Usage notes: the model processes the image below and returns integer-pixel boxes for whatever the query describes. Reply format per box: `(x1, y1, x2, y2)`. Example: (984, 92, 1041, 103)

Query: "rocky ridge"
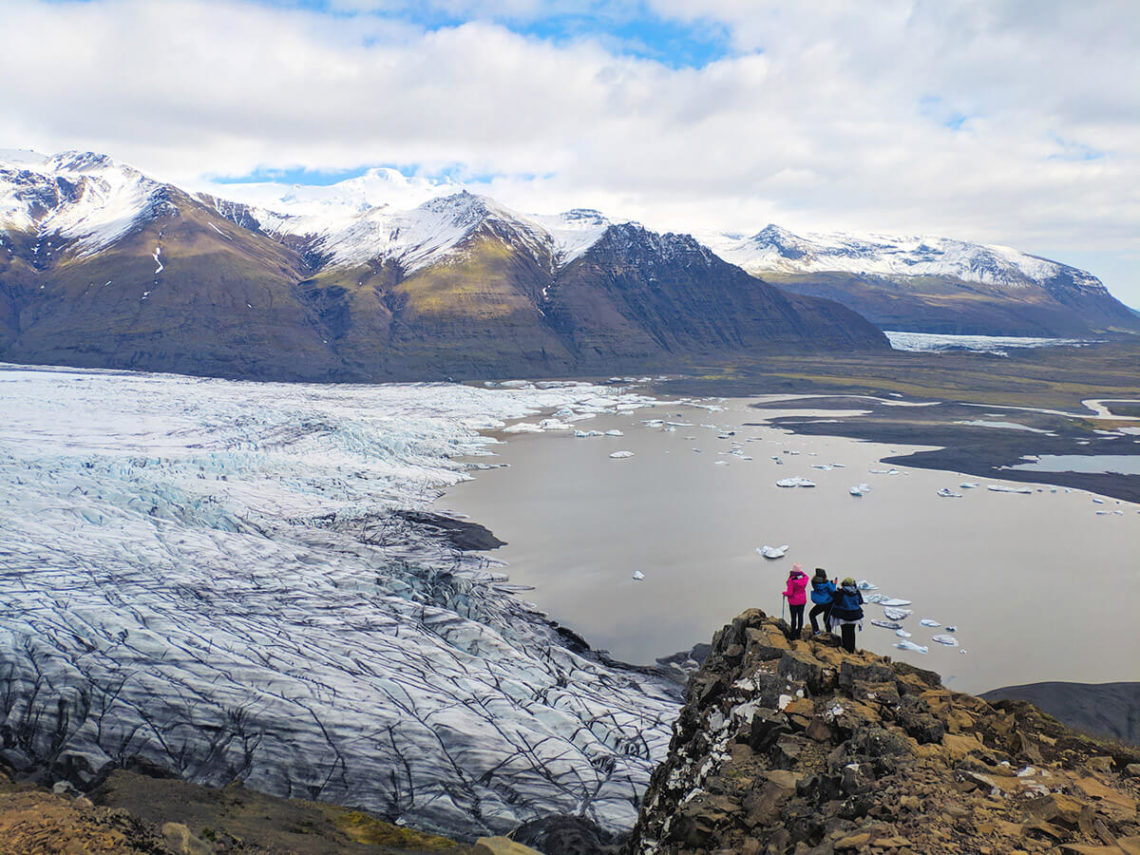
(629, 610, 1140, 854)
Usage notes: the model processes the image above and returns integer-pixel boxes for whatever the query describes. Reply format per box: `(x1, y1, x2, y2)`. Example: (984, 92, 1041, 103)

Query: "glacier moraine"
(0, 364, 680, 838)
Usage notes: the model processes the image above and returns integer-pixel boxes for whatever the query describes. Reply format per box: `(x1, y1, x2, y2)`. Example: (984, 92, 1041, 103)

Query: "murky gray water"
(437, 399, 1140, 693)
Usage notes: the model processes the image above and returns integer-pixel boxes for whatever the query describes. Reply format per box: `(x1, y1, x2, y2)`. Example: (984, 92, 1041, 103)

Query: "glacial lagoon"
(439, 397, 1140, 695)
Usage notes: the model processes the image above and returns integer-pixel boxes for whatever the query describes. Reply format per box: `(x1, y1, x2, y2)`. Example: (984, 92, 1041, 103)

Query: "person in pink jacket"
(782, 563, 809, 639)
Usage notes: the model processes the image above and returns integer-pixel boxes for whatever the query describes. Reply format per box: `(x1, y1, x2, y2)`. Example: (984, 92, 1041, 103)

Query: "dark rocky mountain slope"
(628, 610, 1140, 854)
(982, 682, 1140, 748)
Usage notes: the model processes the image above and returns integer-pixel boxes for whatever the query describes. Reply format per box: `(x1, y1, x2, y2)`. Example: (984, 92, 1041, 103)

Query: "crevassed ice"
(0, 365, 678, 838)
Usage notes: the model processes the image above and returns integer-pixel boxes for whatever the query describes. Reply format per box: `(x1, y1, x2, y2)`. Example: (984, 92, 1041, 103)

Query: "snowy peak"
(591, 222, 715, 268)
(0, 149, 174, 255)
(708, 224, 1111, 296)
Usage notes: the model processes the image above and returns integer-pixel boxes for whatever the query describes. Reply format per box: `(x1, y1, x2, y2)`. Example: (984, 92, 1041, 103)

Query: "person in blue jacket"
(808, 568, 836, 635)
(830, 576, 864, 653)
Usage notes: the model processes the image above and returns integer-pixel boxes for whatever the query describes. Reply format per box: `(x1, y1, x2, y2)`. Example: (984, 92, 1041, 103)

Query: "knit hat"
(813, 567, 828, 581)
(790, 563, 803, 575)
(841, 576, 856, 586)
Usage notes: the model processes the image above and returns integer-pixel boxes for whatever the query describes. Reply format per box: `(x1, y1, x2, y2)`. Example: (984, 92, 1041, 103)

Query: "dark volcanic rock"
(394, 510, 506, 551)
(982, 681, 1140, 747)
(627, 610, 1140, 854)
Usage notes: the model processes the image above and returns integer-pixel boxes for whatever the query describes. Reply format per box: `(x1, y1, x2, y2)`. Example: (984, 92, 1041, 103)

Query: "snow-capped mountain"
(0, 150, 176, 256)
(706, 224, 1106, 294)
(702, 224, 1137, 336)
(0, 149, 1133, 380)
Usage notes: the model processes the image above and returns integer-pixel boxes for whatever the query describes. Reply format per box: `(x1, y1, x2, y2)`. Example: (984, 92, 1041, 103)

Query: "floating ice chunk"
(960, 482, 978, 489)
(937, 488, 963, 498)
(574, 429, 603, 438)
(503, 422, 545, 433)
(881, 598, 912, 607)
(920, 619, 941, 627)
(883, 607, 912, 621)
(894, 640, 928, 654)
(1092, 498, 1104, 504)
(632, 571, 645, 581)
(849, 483, 872, 496)
(714, 460, 729, 466)
(609, 450, 634, 459)
(895, 629, 911, 638)
(857, 580, 878, 590)
(757, 544, 789, 559)
(959, 649, 968, 655)
(811, 464, 833, 471)
(932, 634, 959, 647)
(776, 477, 815, 488)
(605, 429, 624, 436)
(988, 485, 1033, 494)
(871, 620, 902, 630)
(945, 626, 957, 632)
(864, 593, 889, 604)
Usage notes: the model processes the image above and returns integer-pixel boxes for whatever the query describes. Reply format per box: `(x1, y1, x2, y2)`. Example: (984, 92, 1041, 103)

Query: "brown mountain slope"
(629, 611, 1140, 854)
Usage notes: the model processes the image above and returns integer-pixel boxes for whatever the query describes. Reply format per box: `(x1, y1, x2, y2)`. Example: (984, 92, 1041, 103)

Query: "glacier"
(0, 364, 680, 838)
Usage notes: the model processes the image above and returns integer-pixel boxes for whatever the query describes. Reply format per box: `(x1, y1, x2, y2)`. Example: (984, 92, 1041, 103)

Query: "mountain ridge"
(0, 150, 888, 381)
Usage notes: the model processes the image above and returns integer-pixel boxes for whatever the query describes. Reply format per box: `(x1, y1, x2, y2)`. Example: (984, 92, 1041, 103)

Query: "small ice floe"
(959, 649, 968, 655)
(832, 463, 846, 468)
(714, 460, 729, 466)
(960, 482, 978, 489)
(864, 593, 889, 604)
(895, 629, 912, 638)
(857, 580, 878, 590)
(945, 625, 957, 633)
(811, 464, 833, 471)
(871, 620, 902, 630)
(1092, 498, 1104, 504)
(604, 429, 624, 437)
(757, 544, 789, 559)
(988, 485, 1033, 494)
(632, 571, 645, 581)
(920, 618, 941, 628)
(776, 477, 816, 488)
(503, 422, 545, 433)
(932, 634, 959, 647)
(1096, 510, 1111, 515)
(895, 640, 928, 654)
(609, 451, 635, 459)
(575, 430, 603, 438)
(883, 607, 912, 621)
(849, 483, 872, 496)
(937, 488, 963, 498)
(881, 598, 912, 607)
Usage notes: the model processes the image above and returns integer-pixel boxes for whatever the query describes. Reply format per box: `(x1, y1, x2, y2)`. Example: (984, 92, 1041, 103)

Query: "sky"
(2, 0, 1139, 306)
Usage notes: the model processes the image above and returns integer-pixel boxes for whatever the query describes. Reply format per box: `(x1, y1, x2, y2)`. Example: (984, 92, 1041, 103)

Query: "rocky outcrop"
(629, 610, 1140, 854)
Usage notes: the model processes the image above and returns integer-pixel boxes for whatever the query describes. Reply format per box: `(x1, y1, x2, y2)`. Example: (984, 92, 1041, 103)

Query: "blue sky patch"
(257, 0, 732, 69)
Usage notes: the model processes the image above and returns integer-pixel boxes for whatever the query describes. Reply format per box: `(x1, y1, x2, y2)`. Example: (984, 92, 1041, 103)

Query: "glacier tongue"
(0, 365, 676, 838)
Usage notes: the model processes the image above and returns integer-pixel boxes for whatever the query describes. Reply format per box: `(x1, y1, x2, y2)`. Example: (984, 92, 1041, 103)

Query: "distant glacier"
(0, 365, 680, 838)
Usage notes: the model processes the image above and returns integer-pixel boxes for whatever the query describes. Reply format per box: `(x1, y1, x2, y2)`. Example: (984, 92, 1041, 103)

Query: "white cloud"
(1, 0, 1139, 303)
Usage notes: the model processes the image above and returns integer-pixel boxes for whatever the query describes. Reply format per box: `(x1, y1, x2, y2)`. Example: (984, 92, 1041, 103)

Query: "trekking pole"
(781, 597, 786, 623)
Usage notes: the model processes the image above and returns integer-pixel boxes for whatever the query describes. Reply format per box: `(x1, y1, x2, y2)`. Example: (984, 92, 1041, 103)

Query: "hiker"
(830, 576, 864, 653)
(782, 563, 809, 639)
(808, 567, 836, 635)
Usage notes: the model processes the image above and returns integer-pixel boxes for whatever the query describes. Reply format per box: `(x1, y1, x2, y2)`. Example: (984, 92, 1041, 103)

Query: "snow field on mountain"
(0, 365, 676, 838)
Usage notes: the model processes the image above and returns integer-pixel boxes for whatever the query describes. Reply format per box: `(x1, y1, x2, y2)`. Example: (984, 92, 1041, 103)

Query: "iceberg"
(988, 484, 1033, 494)
(936, 488, 963, 498)
(609, 450, 635, 459)
(932, 634, 959, 647)
(920, 618, 941, 627)
(870, 620, 902, 630)
(894, 640, 929, 654)
(883, 607, 912, 621)
(757, 544, 789, 559)
(880, 598, 912, 607)
(849, 483, 872, 496)
(776, 477, 816, 488)
(895, 629, 912, 638)
(857, 580, 878, 590)
(632, 571, 645, 581)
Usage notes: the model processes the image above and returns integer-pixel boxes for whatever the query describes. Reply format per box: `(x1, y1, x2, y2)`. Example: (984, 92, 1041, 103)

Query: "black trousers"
(840, 623, 857, 653)
(809, 603, 832, 633)
(788, 603, 804, 636)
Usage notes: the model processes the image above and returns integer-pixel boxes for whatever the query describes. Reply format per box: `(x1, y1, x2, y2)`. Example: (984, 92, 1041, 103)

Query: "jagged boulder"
(628, 611, 1140, 854)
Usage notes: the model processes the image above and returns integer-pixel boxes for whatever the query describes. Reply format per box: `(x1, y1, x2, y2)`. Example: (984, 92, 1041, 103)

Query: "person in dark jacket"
(830, 576, 864, 653)
(808, 568, 836, 635)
